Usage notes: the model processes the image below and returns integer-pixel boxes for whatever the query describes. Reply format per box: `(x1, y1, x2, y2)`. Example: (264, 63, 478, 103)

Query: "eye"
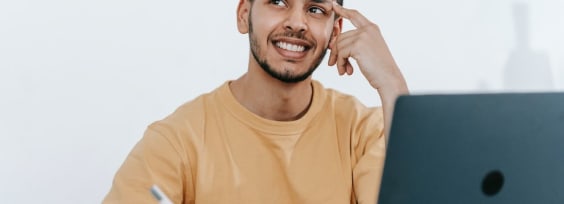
(308, 6, 325, 14)
(269, 0, 287, 7)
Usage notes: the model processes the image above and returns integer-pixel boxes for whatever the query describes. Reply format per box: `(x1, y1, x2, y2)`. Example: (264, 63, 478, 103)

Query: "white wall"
(0, 0, 562, 203)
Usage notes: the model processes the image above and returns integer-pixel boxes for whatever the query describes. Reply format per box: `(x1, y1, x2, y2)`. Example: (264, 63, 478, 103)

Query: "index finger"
(332, 1, 371, 28)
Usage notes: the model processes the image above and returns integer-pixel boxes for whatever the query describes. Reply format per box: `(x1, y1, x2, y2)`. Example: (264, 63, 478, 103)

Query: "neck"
(230, 59, 314, 121)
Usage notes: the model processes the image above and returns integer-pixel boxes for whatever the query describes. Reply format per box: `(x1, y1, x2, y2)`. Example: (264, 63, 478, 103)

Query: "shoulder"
(149, 92, 209, 137)
(314, 81, 385, 142)
(145, 83, 225, 152)
(317, 82, 383, 123)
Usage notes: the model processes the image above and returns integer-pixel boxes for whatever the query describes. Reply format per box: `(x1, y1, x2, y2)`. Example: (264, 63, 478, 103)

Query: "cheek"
(311, 23, 334, 47)
(251, 12, 282, 40)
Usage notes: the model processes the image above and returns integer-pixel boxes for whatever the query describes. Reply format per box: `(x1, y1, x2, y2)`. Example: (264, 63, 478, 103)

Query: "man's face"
(243, 0, 340, 83)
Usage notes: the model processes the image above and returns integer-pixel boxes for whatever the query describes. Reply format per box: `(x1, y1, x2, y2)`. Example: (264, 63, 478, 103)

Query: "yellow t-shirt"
(103, 80, 386, 204)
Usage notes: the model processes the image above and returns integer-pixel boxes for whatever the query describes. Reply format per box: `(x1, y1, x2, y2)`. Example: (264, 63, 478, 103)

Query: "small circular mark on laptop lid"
(482, 170, 504, 196)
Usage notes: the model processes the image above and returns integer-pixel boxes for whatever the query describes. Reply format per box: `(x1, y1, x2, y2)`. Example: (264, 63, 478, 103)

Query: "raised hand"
(328, 1, 408, 142)
(328, 1, 406, 93)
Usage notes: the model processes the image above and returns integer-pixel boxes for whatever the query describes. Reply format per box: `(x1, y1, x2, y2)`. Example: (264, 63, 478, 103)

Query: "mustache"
(270, 31, 316, 45)
(276, 30, 306, 39)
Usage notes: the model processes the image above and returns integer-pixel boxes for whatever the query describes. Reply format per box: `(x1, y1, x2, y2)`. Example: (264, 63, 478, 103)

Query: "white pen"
(150, 184, 173, 204)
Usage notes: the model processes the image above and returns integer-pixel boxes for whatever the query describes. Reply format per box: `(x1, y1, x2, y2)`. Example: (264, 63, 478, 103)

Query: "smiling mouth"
(271, 38, 313, 59)
(275, 41, 307, 52)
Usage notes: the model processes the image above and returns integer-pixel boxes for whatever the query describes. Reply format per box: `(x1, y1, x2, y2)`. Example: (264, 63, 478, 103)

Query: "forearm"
(375, 75, 409, 146)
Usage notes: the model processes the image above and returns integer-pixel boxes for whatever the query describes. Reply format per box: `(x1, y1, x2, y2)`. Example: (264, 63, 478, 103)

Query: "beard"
(248, 15, 329, 83)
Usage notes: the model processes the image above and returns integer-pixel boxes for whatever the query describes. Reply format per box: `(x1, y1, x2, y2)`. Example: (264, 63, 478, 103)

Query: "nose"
(283, 8, 308, 33)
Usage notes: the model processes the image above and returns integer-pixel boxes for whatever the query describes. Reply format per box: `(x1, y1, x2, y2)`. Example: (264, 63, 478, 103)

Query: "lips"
(276, 41, 306, 52)
(271, 37, 314, 60)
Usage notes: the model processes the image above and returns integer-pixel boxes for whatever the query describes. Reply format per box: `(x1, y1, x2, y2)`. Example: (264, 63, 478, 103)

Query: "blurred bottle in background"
(503, 3, 554, 91)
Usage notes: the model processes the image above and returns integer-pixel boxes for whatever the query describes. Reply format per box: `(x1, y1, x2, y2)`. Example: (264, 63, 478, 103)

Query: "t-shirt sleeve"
(352, 107, 387, 204)
(103, 126, 193, 204)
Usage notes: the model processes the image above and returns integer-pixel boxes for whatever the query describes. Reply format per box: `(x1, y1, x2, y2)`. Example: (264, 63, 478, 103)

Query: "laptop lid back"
(378, 93, 564, 204)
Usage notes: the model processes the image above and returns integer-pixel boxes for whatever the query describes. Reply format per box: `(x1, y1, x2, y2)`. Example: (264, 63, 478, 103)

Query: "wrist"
(374, 77, 409, 105)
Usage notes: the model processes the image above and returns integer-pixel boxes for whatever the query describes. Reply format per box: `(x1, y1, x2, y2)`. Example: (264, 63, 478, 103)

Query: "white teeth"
(276, 41, 305, 52)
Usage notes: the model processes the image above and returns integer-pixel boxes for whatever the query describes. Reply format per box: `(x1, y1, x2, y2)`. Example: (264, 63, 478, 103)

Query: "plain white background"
(0, 0, 562, 203)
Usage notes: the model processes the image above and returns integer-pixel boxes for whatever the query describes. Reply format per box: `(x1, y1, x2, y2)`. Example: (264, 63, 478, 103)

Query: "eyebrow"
(310, 0, 331, 4)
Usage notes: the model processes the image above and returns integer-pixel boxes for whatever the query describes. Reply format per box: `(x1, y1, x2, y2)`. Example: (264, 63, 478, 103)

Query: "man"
(104, 0, 408, 203)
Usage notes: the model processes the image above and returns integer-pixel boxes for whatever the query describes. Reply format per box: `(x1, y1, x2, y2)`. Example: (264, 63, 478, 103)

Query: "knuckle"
(366, 23, 381, 33)
(371, 23, 380, 30)
(366, 23, 379, 30)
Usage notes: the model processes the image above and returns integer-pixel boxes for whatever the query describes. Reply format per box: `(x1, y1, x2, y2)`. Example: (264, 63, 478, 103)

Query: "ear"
(328, 18, 343, 49)
(236, 0, 251, 34)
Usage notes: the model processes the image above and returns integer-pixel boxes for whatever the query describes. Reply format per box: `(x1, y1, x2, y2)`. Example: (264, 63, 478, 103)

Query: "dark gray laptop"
(378, 92, 564, 204)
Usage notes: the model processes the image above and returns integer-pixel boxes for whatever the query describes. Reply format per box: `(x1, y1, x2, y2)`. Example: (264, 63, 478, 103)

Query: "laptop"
(378, 92, 564, 204)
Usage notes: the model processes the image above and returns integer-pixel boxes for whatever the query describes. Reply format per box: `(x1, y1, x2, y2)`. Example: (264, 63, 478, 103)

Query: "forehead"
(310, 0, 331, 3)
(250, 0, 333, 6)
(261, 0, 332, 4)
